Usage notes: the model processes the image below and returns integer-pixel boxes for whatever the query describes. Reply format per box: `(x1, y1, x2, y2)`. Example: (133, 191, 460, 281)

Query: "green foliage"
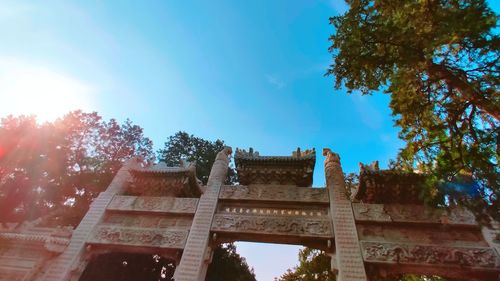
(327, 0, 499, 221)
(275, 248, 335, 281)
(0, 111, 153, 226)
(157, 131, 237, 184)
(206, 243, 256, 281)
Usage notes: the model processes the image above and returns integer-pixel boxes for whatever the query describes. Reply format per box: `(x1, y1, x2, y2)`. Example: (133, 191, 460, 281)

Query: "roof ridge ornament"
(235, 147, 259, 157)
(235, 147, 316, 186)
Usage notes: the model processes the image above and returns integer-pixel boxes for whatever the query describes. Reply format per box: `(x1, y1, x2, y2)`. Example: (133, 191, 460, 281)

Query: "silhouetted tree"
(157, 131, 237, 185)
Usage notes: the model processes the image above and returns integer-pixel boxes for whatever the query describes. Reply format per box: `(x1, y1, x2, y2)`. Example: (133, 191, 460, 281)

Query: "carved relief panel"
(352, 203, 477, 225)
(219, 185, 329, 203)
(107, 195, 198, 214)
(88, 226, 188, 249)
(101, 214, 193, 230)
(357, 225, 488, 247)
(211, 214, 332, 238)
(361, 241, 498, 269)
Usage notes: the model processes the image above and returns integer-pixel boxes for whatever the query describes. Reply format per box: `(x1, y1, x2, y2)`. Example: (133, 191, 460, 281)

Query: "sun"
(0, 58, 93, 122)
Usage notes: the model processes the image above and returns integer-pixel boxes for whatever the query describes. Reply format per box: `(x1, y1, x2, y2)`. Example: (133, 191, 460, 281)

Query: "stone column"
(174, 147, 232, 281)
(39, 158, 141, 281)
(323, 148, 367, 281)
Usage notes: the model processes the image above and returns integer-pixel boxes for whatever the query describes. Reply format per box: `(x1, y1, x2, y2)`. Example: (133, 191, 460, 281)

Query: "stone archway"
(36, 146, 499, 281)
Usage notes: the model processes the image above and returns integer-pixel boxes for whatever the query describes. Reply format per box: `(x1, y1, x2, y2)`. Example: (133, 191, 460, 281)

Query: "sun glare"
(0, 58, 93, 122)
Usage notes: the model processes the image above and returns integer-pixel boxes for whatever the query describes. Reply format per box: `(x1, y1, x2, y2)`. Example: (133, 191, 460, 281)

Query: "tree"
(206, 243, 256, 281)
(327, 0, 499, 221)
(0, 111, 154, 226)
(275, 248, 335, 281)
(157, 131, 237, 185)
(158, 131, 255, 281)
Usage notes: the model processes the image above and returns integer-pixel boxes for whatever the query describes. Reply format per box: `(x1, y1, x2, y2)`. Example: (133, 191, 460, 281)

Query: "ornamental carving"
(352, 203, 391, 222)
(352, 203, 476, 225)
(362, 242, 498, 268)
(235, 148, 315, 186)
(211, 214, 332, 237)
(207, 147, 232, 184)
(323, 148, 340, 180)
(127, 176, 185, 196)
(218, 205, 328, 217)
(357, 225, 487, 247)
(107, 195, 198, 214)
(219, 185, 329, 203)
(88, 226, 187, 249)
(102, 214, 193, 229)
(127, 161, 202, 197)
(0, 232, 71, 254)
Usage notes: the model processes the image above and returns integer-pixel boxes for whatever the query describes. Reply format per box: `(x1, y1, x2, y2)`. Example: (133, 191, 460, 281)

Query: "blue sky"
(1, 1, 498, 280)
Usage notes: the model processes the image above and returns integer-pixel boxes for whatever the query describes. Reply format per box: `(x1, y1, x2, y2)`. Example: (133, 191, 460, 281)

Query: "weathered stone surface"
(324, 148, 368, 281)
(482, 221, 500, 258)
(219, 185, 329, 203)
(235, 148, 316, 186)
(211, 214, 332, 237)
(0, 229, 71, 254)
(354, 164, 426, 204)
(174, 147, 232, 281)
(15, 148, 498, 281)
(101, 214, 193, 229)
(217, 205, 328, 218)
(107, 195, 198, 214)
(352, 203, 477, 225)
(357, 225, 488, 247)
(87, 226, 187, 249)
(0, 268, 30, 281)
(362, 241, 499, 268)
(40, 159, 141, 281)
(127, 161, 202, 197)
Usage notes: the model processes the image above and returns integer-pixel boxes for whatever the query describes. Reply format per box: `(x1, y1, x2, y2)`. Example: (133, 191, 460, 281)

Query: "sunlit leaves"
(327, 0, 499, 221)
(0, 111, 154, 226)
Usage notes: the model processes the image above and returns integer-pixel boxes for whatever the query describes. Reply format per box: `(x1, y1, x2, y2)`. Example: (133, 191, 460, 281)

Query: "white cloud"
(0, 57, 94, 121)
(265, 74, 286, 89)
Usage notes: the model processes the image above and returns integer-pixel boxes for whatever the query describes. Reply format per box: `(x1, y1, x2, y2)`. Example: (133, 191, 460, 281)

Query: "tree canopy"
(275, 248, 335, 281)
(0, 115, 254, 281)
(0, 111, 153, 226)
(157, 131, 238, 185)
(327, 0, 499, 221)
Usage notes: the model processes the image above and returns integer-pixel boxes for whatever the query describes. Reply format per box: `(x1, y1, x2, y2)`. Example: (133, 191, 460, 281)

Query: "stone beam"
(352, 203, 477, 226)
(107, 195, 198, 215)
(211, 214, 332, 238)
(87, 226, 188, 249)
(219, 185, 329, 203)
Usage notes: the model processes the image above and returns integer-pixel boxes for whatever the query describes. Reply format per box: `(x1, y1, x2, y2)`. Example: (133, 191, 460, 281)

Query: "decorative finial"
(323, 148, 340, 163)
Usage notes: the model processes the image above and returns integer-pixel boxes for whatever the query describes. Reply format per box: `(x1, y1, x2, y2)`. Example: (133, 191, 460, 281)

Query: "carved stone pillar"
(40, 158, 141, 281)
(174, 147, 232, 281)
(323, 149, 367, 281)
